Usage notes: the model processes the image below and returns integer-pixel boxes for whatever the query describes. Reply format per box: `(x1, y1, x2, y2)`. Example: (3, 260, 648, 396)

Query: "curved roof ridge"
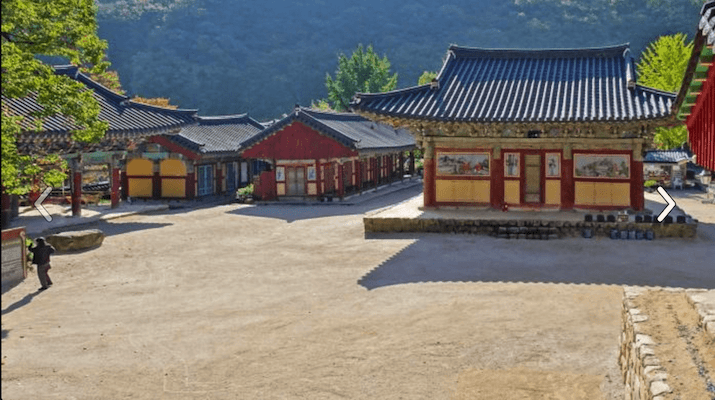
(297, 109, 359, 145)
(197, 114, 264, 129)
(353, 84, 431, 100)
(198, 113, 249, 121)
(300, 107, 365, 120)
(125, 97, 198, 115)
(634, 84, 678, 97)
(449, 43, 631, 59)
(54, 65, 130, 104)
(53, 65, 198, 116)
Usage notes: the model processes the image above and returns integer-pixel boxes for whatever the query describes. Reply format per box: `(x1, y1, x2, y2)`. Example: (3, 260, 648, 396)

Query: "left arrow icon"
(34, 187, 53, 222)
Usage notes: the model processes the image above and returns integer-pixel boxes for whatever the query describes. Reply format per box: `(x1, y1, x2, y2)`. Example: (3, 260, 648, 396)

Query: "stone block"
(650, 381, 671, 396)
(46, 229, 105, 252)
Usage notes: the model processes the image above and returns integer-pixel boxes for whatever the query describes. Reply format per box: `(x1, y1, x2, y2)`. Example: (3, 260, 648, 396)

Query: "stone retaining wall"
(619, 287, 673, 400)
(364, 217, 697, 239)
(686, 290, 715, 339)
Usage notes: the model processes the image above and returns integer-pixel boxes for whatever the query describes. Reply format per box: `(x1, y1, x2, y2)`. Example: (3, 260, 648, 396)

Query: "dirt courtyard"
(2, 187, 714, 399)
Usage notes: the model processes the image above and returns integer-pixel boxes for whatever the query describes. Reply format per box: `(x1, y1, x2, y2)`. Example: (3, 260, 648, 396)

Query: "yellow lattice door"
(524, 154, 541, 203)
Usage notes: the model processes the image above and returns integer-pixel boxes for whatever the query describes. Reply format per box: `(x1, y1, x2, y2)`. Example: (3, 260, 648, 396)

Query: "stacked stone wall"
(364, 217, 697, 239)
(619, 287, 673, 400)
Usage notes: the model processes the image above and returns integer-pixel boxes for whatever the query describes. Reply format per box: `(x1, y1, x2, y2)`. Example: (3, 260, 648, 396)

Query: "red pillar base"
(631, 160, 644, 211)
(111, 167, 120, 209)
(561, 159, 574, 209)
(423, 158, 436, 208)
(72, 171, 82, 217)
(185, 172, 195, 200)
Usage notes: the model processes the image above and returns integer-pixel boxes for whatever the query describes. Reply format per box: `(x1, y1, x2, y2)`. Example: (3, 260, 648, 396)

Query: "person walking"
(29, 237, 55, 291)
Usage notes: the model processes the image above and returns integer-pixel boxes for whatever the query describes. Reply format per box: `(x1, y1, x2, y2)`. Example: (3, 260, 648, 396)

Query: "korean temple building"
(127, 114, 264, 200)
(352, 44, 677, 211)
(674, 0, 714, 172)
(241, 107, 416, 201)
(2, 66, 262, 223)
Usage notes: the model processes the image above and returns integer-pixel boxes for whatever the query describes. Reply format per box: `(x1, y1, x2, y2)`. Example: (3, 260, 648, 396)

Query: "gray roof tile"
(242, 107, 416, 153)
(5, 65, 197, 142)
(166, 114, 264, 154)
(644, 149, 693, 163)
(352, 44, 677, 123)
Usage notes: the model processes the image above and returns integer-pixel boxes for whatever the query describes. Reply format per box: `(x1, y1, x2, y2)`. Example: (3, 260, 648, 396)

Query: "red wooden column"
(28, 182, 40, 206)
(337, 163, 345, 199)
(399, 152, 405, 182)
(373, 157, 379, 189)
(110, 163, 121, 209)
(356, 159, 363, 194)
(2, 187, 12, 229)
(121, 171, 128, 200)
(215, 163, 223, 195)
(387, 154, 393, 185)
(561, 148, 574, 209)
(71, 168, 82, 217)
(490, 147, 504, 209)
(631, 155, 644, 211)
(423, 142, 436, 207)
(152, 160, 161, 199)
(185, 163, 195, 200)
(315, 160, 322, 197)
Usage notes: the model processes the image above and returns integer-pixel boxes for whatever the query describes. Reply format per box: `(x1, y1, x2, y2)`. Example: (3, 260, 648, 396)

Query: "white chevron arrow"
(656, 186, 676, 223)
(34, 187, 53, 222)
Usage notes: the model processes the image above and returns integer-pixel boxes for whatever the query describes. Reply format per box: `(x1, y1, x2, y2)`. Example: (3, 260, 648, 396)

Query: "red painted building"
(674, 1, 714, 172)
(353, 44, 677, 211)
(125, 115, 263, 200)
(241, 107, 416, 200)
(2, 65, 197, 225)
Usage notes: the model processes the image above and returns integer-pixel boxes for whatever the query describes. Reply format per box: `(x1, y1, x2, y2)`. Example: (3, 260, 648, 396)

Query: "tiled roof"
(242, 107, 416, 153)
(644, 149, 693, 163)
(674, 1, 714, 120)
(5, 65, 198, 141)
(352, 44, 676, 123)
(165, 114, 264, 154)
(700, 1, 715, 46)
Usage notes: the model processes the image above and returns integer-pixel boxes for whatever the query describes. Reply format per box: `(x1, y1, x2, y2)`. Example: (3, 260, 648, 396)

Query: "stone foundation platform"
(364, 195, 697, 239)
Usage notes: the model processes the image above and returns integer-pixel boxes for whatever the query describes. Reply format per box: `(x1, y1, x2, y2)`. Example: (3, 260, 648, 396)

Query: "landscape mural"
(574, 154, 630, 179)
(437, 153, 490, 176)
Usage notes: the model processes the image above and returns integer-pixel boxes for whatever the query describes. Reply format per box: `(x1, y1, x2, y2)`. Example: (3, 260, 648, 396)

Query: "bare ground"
(633, 290, 715, 400)
(2, 187, 713, 399)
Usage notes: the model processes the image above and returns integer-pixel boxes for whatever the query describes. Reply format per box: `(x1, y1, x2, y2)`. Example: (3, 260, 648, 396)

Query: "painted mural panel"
(504, 153, 520, 177)
(574, 154, 630, 179)
(545, 153, 560, 177)
(275, 166, 285, 182)
(437, 152, 490, 176)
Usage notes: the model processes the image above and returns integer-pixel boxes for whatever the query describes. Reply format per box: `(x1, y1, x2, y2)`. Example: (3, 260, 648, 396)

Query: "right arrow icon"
(656, 187, 676, 222)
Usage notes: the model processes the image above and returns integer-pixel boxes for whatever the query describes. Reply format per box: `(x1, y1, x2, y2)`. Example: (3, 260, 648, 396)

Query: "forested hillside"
(96, 0, 705, 120)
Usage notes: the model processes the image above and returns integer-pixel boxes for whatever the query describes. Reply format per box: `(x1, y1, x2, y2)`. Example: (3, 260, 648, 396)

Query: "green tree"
(2, 0, 109, 195)
(325, 44, 398, 111)
(637, 33, 693, 150)
(310, 99, 334, 111)
(418, 71, 437, 85)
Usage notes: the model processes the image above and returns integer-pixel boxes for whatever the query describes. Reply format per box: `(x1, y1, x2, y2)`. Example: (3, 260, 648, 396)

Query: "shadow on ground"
(228, 185, 423, 223)
(1, 290, 42, 316)
(39, 221, 172, 238)
(359, 222, 715, 290)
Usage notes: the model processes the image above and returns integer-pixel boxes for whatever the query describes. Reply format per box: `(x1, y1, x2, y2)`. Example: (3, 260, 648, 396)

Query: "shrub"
(237, 184, 254, 196)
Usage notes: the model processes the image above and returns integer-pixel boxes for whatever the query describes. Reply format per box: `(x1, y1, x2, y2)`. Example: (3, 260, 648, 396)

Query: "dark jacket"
(30, 244, 55, 266)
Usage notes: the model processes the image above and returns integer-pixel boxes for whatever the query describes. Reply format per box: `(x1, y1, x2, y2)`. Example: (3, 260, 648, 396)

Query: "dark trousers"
(37, 263, 53, 288)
